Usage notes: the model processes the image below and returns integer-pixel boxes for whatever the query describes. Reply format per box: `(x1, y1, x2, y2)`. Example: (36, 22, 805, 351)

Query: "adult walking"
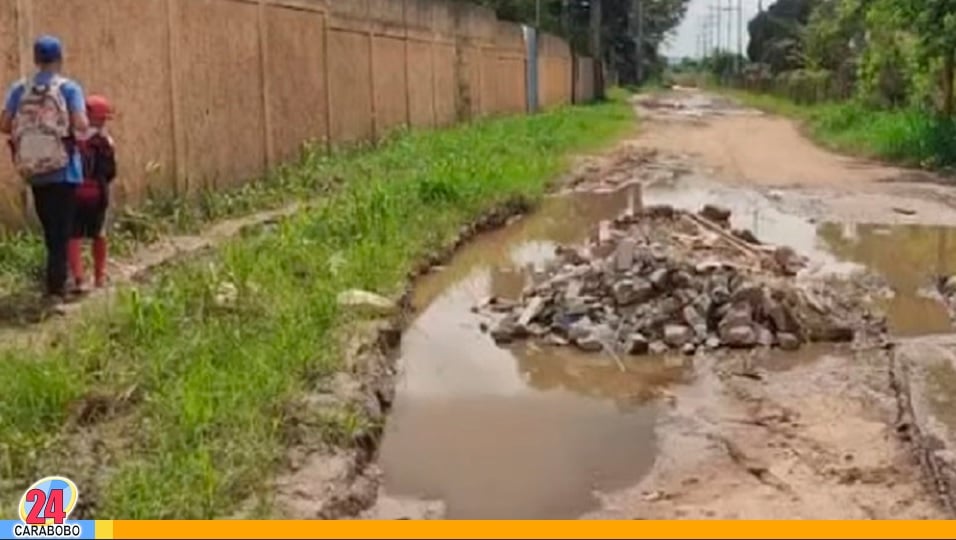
(0, 35, 89, 302)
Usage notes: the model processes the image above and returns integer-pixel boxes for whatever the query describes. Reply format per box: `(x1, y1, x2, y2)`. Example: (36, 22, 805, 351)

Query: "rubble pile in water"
(479, 203, 862, 356)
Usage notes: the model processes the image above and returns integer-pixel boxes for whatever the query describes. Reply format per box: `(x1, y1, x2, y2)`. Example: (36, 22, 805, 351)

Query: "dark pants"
(32, 183, 76, 296)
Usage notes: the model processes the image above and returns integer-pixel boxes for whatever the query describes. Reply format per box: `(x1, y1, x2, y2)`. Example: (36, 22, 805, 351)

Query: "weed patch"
(0, 97, 633, 518)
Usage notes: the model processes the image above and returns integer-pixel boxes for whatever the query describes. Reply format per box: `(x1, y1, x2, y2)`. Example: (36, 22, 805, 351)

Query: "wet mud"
(379, 191, 687, 519)
(373, 89, 956, 519)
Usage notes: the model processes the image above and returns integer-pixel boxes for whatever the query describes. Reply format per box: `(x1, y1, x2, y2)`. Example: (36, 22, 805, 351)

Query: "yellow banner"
(103, 520, 956, 539)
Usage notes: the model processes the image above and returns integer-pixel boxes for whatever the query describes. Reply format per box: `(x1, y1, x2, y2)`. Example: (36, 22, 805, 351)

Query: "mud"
(374, 90, 956, 519)
(17, 87, 956, 520)
(268, 200, 543, 520)
(377, 189, 688, 519)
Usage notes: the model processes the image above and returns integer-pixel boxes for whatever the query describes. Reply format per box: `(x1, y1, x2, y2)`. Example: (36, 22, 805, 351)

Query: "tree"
(891, 0, 956, 115)
(471, 0, 691, 85)
(746, 0, 818, 73)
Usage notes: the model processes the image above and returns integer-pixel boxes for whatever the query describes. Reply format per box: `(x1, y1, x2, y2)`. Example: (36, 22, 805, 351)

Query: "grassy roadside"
(724, 89, 956, 170)
(0, 94, 634, 519)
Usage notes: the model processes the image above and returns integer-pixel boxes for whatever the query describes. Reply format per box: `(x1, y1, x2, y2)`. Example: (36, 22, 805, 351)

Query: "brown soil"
(11, 88, 956, 520)
(637, 110, 889, 188)
(375, 91, 956, 519)
(574, 90, 955, 519)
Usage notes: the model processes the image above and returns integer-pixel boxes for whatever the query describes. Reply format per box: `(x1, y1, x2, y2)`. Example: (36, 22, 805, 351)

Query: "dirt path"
(0, 202, 300, 348)
(373, 89, 956, 519)
(579, 90, 953, 519)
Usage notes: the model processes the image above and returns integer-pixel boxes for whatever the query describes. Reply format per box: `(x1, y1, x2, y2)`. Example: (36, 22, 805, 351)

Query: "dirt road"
(374, 89, 956, 519)
(581, 90, 953, 519)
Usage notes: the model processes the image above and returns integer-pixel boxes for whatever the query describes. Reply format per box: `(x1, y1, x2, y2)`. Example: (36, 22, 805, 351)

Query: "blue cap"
(33, 35, 63, 64)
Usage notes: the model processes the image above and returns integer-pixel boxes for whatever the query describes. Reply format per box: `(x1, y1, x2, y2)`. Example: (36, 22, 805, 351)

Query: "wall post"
(165, 0, 187, 195)
(258, 0, 275, 168)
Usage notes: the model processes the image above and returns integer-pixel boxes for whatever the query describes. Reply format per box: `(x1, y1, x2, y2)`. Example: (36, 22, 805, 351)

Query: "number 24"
(24, 489, 66, 524)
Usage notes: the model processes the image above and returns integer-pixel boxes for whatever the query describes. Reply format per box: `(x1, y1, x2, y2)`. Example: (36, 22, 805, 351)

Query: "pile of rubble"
(478, 204, 862, 356)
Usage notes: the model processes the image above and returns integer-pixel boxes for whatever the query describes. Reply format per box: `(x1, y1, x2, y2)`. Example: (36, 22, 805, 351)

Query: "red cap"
(86, 95, 113, 122)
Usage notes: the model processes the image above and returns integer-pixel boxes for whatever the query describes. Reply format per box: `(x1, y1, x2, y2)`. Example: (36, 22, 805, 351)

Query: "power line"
(705, 0, 744, 75)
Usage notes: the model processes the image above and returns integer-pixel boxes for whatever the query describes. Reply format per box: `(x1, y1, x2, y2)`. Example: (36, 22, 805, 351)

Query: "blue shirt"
(3, 71, 85, 185)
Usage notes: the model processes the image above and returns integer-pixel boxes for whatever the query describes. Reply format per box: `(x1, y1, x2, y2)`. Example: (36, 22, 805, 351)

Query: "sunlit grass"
(0, 96, 634, 518)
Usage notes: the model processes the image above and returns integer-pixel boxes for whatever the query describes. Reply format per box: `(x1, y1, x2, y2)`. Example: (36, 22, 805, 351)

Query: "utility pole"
(590, 0, 604, 99)
(726, 0, 732, 55)
(737, 0, 743, 74)
(715, 4, 722, 56)
(536, 0, 541, 28)
(632, 0, 644, 84)
(589, 0, 602, 59)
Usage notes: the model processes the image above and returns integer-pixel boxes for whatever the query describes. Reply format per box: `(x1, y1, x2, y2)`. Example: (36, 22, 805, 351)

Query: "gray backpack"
(12, 76, 70, 180)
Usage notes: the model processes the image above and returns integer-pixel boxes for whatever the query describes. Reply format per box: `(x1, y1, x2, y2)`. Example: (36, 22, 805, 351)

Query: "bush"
(809, 102, 956, 168)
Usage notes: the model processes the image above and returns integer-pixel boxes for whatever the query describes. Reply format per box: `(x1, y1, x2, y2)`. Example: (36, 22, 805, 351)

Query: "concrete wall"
(0, 0, 583, 228)
(573, 56, 596, 104)
(537, 32, 572, 109)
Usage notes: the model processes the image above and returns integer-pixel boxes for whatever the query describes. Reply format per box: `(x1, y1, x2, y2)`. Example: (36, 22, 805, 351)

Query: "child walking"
(68, 95, 116, 292)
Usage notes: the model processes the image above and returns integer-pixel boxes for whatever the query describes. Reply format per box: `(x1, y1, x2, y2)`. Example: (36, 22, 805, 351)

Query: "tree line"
(741, 0, 956, 115)
(469, 0, 692, 85)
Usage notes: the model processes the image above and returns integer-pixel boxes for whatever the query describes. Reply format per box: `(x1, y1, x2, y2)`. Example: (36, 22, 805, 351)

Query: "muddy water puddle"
(382, 175, 956, 519)
(643, 175, 956, 337)
(380, 189, 689, 519)
(817, 222, 956, 336)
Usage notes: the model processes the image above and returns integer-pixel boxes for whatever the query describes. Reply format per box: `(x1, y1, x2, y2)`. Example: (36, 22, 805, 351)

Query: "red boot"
(67, 238, 86, 292)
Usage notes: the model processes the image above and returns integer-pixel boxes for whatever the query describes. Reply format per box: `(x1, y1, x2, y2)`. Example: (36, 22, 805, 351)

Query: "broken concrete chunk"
(614, 238, 637, 271)
(719, 303, 753, 331)
(544, 334, 570, 346)
(721, 325, 757, 348)
(575, 334, 604, 352)
(566, 279, 584, 299)
(672, 270, 694, 289)
(337, 289, 396, 317)
(598, 220, 613, 243)
(649, 341, 670, 355)
(649, 268, 670, 290)
(491, 316, 519, 344)
(564, 298, 590, 317)
(664, 324, 693, 347)
(756, 325, 775, 347)
(568, 320, 593, 342)
(773, 246, 804, 276)
(476, 201, 863, 354)
(626, 333, 650, 355)
(518, 296, 546, 327)
(527, 323, 549, 337)
(777, 332, 801, 351)
(764, 298, 797, 333)
(731, 282, 764, 308)
(613, 278, 654, 306)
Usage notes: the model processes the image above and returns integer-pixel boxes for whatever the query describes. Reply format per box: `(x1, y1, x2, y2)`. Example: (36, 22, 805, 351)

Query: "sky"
(661, 0, 766, 59)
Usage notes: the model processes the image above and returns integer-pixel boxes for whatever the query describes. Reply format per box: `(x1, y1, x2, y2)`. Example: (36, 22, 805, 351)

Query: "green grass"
(0, 96, 634, 519)
(725, 89, 956, 170)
